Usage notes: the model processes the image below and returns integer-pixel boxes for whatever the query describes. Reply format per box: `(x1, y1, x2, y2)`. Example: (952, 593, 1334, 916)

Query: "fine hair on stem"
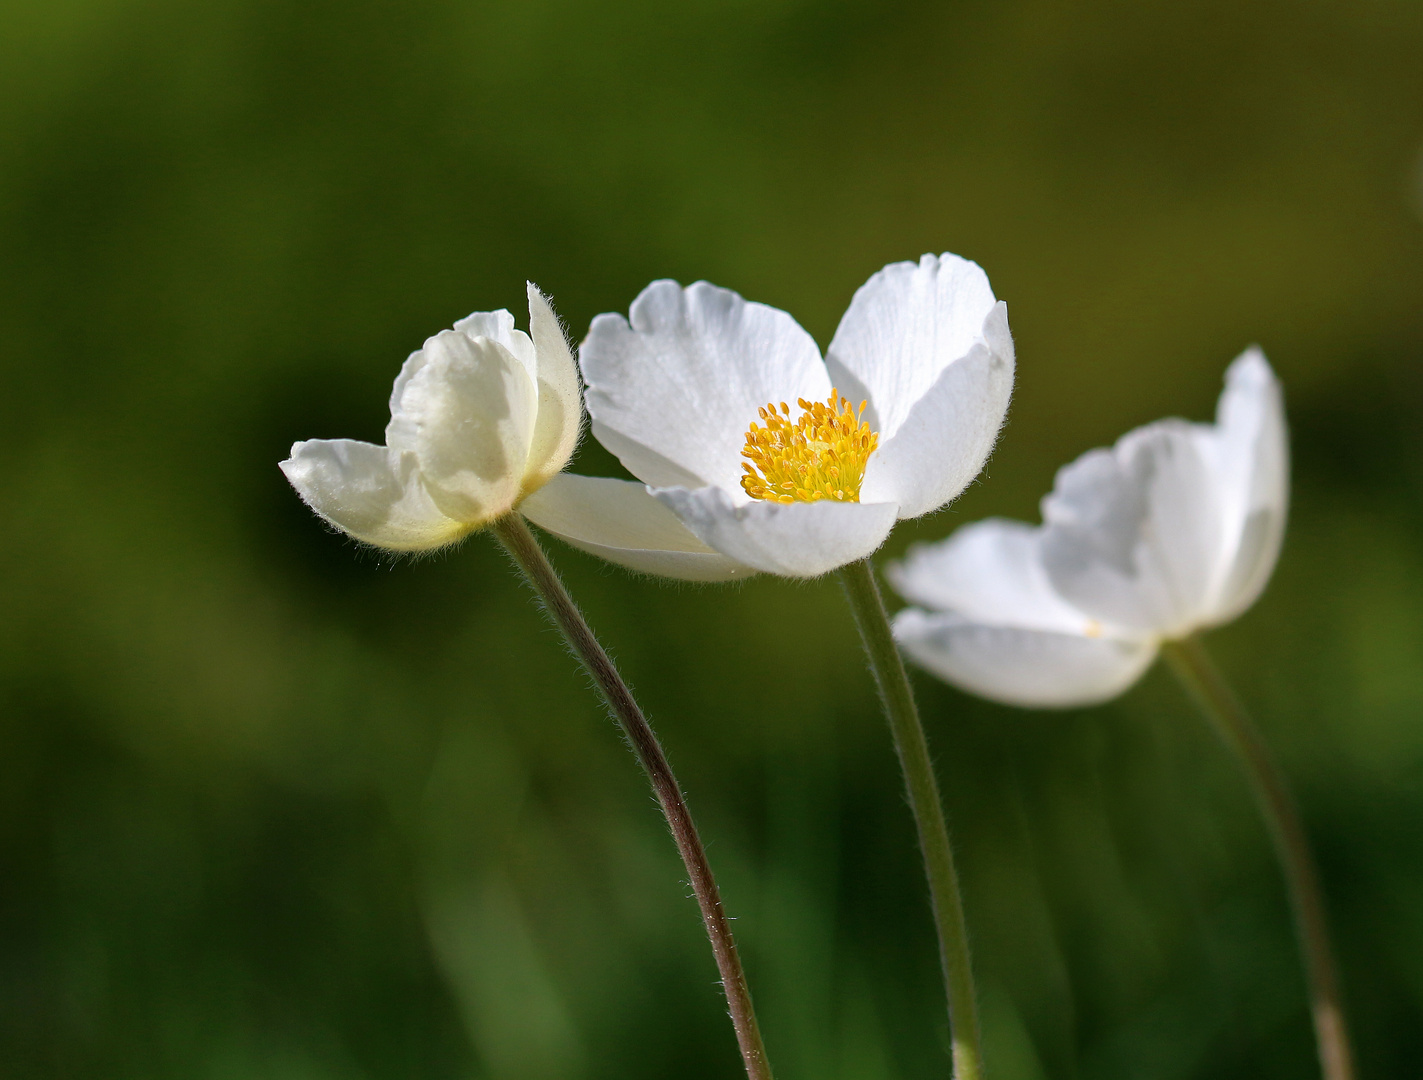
(491, 513, 774, 1080)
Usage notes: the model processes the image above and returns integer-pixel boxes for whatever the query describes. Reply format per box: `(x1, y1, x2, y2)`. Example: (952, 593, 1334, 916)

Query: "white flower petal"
(581, 280, 832, 492)
(826, 253, 999, 440)
(1040, 421, 1224, 636)
(653, 485, 897, 578)
(894, 608, 1158, 709)
(587, 422, 707, 490)
(453, 308, 538, 379)
(386, 330, 538, 526)
(280, 439, 471, 550)
(521, 284, 584, 489)
(388, 349, 427, 419)
(887, 518, 1096, 634)
(860, 302, 1014, 517)
(1199, 348, 1289, 624)
(520, 473, 753, 582)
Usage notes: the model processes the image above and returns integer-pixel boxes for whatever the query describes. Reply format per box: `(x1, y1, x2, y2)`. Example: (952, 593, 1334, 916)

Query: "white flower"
(888, 349, 1288, 707)
(520, 254, 1015, 580)
(281, 285, 581, 551)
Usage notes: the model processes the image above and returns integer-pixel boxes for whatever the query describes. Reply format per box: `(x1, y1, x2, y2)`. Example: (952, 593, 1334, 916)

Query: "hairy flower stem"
(1162, 636, 1355, 1080)
(839, 558, 983, 1080)
(492, 513, 773, 1080)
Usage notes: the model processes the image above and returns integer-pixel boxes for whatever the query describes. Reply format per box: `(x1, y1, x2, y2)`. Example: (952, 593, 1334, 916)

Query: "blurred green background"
(3, 0, 1422, 1077)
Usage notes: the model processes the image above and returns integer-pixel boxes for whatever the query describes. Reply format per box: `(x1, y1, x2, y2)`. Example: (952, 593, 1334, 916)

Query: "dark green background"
(3, 0, 1422, 1076)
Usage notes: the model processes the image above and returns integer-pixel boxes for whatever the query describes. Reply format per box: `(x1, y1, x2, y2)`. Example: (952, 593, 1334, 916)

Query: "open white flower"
(888, 349, 1288, 707)
(520, 254, 1015, 580)
(281, 284, 581, 550)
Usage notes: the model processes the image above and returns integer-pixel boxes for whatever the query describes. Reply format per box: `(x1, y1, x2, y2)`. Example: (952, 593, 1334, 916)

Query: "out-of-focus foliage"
(1, 0, 1421, 1077)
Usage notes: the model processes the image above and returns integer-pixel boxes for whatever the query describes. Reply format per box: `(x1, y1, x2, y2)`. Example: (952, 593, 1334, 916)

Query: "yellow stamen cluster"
(740, 390, 879, 504)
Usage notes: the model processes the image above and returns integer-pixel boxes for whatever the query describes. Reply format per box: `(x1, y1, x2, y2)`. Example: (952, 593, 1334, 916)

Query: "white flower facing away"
(520, 254, 1015, 580)
(888, 349, 1289, 708)
(281, 284, 581, 550)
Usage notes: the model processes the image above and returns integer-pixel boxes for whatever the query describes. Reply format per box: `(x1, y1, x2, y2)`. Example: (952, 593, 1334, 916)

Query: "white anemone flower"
(888, 349, 1288, 707)
(520, 254, 1015, 580)
(281, 284, 581, 550)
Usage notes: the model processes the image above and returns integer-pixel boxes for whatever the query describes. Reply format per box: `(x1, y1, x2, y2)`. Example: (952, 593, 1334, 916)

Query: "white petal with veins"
(826, 253, 999, 439)
(861, 302, 1014, 518)
(281, 439, 472, 550)
(522, 474, 752, 582)
(581, 280, 831, 493)
(653, 485, 899, 578)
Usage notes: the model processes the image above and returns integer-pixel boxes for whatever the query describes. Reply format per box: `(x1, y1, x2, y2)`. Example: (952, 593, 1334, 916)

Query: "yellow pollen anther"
(740, 389, 879, 504)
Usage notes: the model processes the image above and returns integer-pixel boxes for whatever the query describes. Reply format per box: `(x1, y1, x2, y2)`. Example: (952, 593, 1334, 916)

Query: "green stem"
(1161, 636, 1355, 1080)
(492, 513, 774, 1080)
(839, 558, 984, 1080)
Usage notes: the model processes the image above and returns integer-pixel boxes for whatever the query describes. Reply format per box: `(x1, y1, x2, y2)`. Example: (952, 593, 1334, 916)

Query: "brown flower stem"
(492, 512, 773, 1080)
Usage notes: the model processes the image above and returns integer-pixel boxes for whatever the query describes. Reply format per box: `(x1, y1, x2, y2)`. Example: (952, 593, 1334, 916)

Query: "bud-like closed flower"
(281, 285, 581, 550)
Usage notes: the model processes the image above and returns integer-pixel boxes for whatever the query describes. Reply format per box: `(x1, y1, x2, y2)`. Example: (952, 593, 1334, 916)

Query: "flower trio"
(283, 255, 1351, 1080)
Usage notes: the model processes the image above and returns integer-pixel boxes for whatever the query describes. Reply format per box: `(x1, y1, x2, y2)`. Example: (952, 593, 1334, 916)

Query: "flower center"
(740, 389, 879, 504)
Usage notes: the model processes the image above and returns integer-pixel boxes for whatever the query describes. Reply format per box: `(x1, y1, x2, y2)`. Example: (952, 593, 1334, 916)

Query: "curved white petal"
(581, 280, 832, 492)
(860, 302, 1014, 517)
(887, 518, 1095, 634)
(520, 473, 753, 582)
(587, 422, 707, 490)
(654, 485, 898, 578)
(894, 608, 1158, 709)
(388, 349, 428, 418)
(521, 284, 584, 489)
(280, 439, 471, 550)
(826, 253, 999, 440)
(386, 330, 537, 526)
(453, 308, 538, 380)
(1039, 421, 1224, 636)
(389, 311, 535, 430)
(1199, 348, 1289, 624)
